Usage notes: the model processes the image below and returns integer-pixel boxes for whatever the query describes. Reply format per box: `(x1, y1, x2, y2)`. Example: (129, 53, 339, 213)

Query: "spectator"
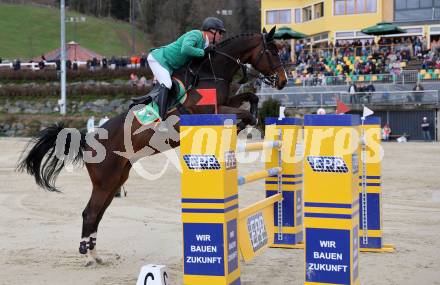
(73, 61, 79, 70)
(348, 83, 357, 104)
(382, 123, 391, 141)
(357, 82, 366, 102)
(140, 53, 147, 68)
(13, 59, 21, 71)
(66, 60, 72, 69)
(366, 82, 375, 103)
(412, 82, 424, 103)
(38, 60, 45, 70)
(422, 36, 428, 52)
(421, 117, 431, 141)
(91, 57, 98, 70)
(110, 56, 117, 69)
(295, 41, 303, 61)
(280, 46, 290, 63)
(102, 57, 108, 69)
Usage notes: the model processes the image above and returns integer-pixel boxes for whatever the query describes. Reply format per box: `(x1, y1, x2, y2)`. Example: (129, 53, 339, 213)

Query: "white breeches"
(147, 53, 172, 89)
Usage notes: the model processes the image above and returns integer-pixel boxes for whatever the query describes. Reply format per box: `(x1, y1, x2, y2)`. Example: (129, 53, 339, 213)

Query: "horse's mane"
(216, 33, 260, 49)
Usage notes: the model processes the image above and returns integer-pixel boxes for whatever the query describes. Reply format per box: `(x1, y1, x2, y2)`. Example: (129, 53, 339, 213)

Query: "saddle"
(130, 79, 190, 126)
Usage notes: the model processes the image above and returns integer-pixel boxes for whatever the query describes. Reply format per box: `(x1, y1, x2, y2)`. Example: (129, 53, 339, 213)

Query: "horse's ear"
(267, 26, 276, 41)
(262, 27, 267, 34)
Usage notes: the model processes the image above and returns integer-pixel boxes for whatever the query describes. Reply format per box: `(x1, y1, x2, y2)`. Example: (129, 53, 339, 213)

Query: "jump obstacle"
(180, 114, 303, 285)
(358, 117, 394, 252)
(180, 114, 393, 285)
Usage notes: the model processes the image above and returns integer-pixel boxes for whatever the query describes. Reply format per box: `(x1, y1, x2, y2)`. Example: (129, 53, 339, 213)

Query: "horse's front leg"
(218, 105, 257, 132)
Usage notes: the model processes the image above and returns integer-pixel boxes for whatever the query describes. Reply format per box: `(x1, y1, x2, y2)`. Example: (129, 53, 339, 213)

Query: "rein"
(185, 33, 283, 88)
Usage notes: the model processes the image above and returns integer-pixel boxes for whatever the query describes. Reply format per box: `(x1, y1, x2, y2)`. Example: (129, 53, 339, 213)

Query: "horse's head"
(248, 27, 287, 90)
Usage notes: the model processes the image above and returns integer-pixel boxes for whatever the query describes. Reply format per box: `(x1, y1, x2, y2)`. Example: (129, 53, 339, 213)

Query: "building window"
(266, 9, 291, 24)
(295, 8, 302, 23)
(303, 6, 312, 22)
(334, 0, 377, 15)
(366, 0, 377, 12)
(395, 0, 435, 9)
(314, 2, 325, 18)
(346, 0, 355, 14)
(394, 0, 438, 21)
(421, 0, 433, 7)
(335, 31, 356, 39)
(335, 0, 346, 15)
(356, 0, 366, 13)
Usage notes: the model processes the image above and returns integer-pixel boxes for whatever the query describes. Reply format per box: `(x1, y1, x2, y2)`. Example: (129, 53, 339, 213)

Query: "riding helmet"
(201, 17, 226, 33)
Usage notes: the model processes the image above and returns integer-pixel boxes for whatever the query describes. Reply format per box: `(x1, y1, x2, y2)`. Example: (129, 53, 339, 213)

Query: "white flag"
(362, 106, 374, 120)
(278, 106, 286, 120)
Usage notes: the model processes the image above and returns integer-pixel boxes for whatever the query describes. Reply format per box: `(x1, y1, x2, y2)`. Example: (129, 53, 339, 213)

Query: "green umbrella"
(361, 22, 406, 36)
(274, 26, 307, 40)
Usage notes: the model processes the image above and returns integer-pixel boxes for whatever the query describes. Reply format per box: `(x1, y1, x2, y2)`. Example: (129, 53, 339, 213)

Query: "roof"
(38, 41, 104, 62)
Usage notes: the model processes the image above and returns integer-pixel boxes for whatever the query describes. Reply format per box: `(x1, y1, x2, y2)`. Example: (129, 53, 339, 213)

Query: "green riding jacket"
(150, 30, 207, 74)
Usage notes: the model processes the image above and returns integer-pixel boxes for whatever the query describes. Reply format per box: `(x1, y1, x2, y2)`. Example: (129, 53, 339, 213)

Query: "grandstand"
(260, 0, 440, 141)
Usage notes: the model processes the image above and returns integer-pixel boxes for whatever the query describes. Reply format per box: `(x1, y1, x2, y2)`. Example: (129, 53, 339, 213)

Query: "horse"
(17, 27, 287, 266)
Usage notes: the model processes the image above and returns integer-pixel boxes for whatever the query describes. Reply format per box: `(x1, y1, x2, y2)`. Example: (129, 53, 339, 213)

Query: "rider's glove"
(204, 45, 216, 55)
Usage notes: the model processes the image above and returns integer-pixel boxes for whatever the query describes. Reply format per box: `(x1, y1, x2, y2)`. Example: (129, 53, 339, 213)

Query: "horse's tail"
(17, 123, 87, 192)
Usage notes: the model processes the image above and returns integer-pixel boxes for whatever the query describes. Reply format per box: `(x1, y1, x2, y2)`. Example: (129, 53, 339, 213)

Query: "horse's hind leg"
(88, 162, 132, 265)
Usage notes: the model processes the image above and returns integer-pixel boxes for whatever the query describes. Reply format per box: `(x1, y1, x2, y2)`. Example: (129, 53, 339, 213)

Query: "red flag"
(196, 89, 218, 114)
(336, 99, 350, 114)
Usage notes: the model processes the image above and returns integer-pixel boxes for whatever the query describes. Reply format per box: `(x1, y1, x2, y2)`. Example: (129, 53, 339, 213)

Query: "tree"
(63, 0, 262, 46)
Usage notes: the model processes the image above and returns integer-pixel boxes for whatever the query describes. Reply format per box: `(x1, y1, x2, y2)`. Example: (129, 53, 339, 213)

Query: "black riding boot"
(157, 84, 170, 132)
(130, 83, 162, 108)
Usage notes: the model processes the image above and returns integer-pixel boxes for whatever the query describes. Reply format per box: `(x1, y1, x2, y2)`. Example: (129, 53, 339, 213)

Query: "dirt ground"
(0, 137, 439, 285)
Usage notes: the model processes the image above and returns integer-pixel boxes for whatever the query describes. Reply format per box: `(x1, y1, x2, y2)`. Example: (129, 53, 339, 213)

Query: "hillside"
(0, 3, 151, 60)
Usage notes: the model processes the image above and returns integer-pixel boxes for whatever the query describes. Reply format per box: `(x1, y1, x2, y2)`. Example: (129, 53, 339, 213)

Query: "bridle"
(252, 33, 285, 86)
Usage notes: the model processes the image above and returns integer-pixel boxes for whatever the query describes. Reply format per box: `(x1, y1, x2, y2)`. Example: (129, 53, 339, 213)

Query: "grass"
(0, 3, 151, 60)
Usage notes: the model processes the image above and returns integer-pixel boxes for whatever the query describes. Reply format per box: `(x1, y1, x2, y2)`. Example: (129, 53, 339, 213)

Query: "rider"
(147, 17, 226, 131)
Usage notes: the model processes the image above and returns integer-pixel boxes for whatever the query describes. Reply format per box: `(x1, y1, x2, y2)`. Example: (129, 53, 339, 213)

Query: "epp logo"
(307, 156, 349, 173)
(183, 154, 221, 170)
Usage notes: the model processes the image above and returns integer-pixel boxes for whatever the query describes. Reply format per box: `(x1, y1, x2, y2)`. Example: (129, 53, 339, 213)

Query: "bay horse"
(17, 27, 287, 266)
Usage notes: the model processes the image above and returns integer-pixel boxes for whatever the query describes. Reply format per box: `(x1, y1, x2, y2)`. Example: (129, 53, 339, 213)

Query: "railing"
(286, 73, 399, 87)
(297, 43, 414, 58)
(0, 61, 143, 70)
(275, 70, 440, 88)
(257, 90, 440, 108)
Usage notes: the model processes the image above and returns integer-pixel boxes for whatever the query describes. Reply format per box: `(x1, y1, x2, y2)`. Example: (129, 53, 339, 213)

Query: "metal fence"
(258, 90, 440, 108)
(281, 70, 440, 87)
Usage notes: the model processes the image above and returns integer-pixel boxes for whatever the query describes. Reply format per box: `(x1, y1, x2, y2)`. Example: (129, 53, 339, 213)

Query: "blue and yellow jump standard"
(359, 117, 395, 253)
(180, 114, 240, 285)
(303, 114, 360, 285)
(265, 117, 304, 249)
